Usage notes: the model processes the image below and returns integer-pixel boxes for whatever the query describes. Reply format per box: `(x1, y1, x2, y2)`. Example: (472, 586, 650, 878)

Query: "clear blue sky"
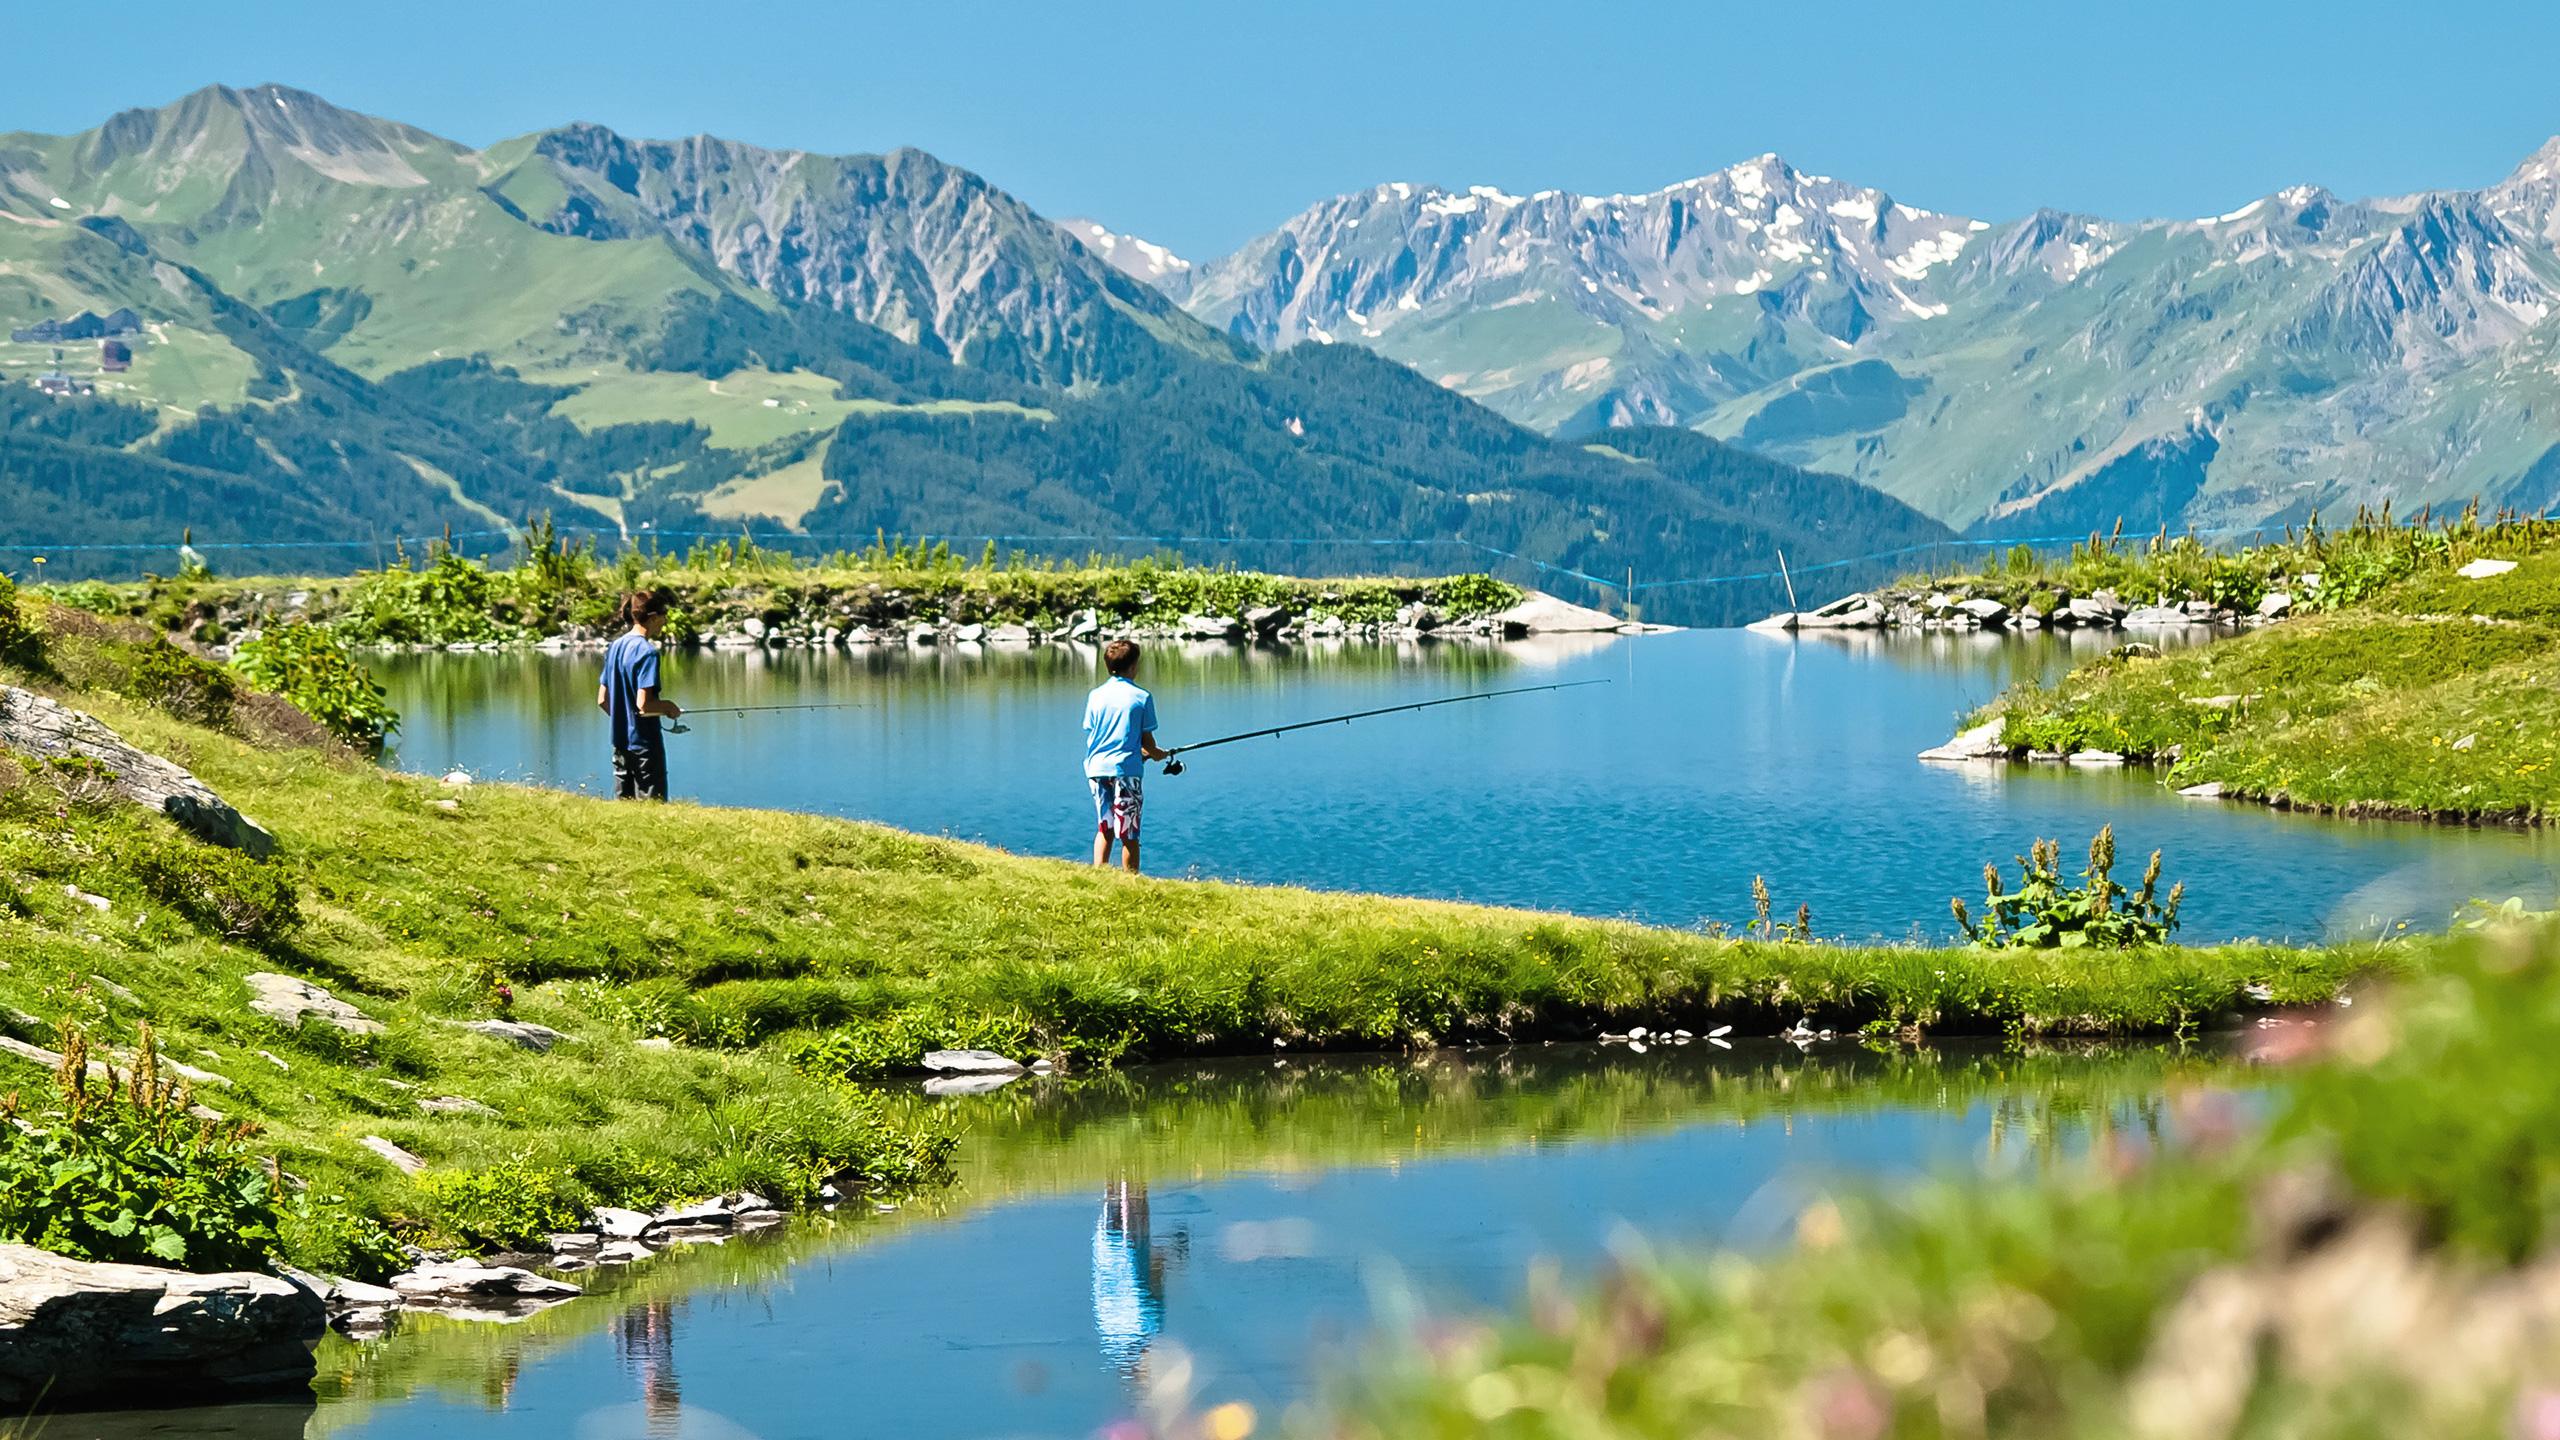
(14, 0, 2559, 259)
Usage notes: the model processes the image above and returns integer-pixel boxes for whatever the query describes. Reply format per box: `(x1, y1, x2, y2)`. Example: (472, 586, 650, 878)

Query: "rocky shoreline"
(1751, 581, 2295, 635)
(208, 588, 1652, 657)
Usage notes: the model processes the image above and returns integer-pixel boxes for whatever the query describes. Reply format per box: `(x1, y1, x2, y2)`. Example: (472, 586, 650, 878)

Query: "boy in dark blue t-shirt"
(597, 589, 683, 800)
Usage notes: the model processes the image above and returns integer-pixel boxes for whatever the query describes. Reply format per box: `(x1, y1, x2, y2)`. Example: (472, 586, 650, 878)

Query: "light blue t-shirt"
(1082, 677, 1159, 779)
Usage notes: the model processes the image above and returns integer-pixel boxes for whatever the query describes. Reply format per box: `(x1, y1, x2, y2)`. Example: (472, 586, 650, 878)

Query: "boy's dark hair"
(1103, 639, 1140, 675)
(617, 587, 674, 628)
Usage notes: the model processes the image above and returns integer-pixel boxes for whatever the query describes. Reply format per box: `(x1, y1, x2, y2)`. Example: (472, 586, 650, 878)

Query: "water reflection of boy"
(1091, 1180, 1167, 1381)
(613, 1299, 683, 1429)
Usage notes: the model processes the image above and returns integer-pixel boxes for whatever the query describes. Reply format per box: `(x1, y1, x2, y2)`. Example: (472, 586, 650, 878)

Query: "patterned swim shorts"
(1090, 775, 1142, 842)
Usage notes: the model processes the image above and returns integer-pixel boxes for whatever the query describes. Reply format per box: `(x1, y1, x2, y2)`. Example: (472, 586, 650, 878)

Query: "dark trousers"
(613, 741, 668, 801)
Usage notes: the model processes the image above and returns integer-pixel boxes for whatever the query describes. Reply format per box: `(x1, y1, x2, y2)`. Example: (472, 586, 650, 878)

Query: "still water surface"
(378, 628, 2560, 941)
(87, 1044, 2211, 1440)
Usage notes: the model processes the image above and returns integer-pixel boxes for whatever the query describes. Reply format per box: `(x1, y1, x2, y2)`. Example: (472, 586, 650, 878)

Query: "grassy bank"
(0, 588, 2383, 1280)
(31, 527, 1524, 652)
(1959, 515, 2560, 821)
(1314, 918, 2560, 1440)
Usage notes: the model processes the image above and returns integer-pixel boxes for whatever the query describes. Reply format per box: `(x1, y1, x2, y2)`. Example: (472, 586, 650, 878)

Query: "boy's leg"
(1117, 777, 1143, 873)
(1090, 778, 1114, 865)
(635, 740, 669, 801)
(613, 750, 638, 800)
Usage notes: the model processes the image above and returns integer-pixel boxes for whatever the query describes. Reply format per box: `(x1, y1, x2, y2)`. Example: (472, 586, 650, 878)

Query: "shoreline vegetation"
(1875, 509, 2560, 825)
(28, 524, 1557, 659)
(0, 572, 2387, 1299)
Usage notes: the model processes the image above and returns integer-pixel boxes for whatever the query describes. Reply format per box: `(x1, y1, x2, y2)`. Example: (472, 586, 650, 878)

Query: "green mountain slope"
(0, 85, 1955, 623)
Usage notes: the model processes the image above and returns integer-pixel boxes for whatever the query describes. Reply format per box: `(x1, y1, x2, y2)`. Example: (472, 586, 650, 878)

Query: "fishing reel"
(664, 722, 691, 735)
(1160, 758, 1185, 776)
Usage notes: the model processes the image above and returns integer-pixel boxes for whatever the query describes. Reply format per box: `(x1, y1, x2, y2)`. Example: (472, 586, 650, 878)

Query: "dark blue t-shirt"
(601, 632, 663, 751)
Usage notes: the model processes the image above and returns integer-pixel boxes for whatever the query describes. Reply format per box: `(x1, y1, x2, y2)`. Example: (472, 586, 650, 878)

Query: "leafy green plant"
(0, 1024, 282, 1271)
(125, 639, 237, 729)
(413, 1159, 586, 1250)
(0, 573, 35, 667)
(276, 1188, 409, 1282)
(232, 620, 400, 750)
(1953, 827, 2183, 949)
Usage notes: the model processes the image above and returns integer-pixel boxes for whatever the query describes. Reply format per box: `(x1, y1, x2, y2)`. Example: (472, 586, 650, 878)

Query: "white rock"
(591, 1207, 652, 1240)
(1919, 718, 2008, 763)
(440, 770, 473, 787)
(1490, 591, 1628, 635)
(2458, 558, 2519, 580)
(359, 1136, 426, 1174)
(921, 1049, 1025, 1074)
(2067, 750, 2127, 766)
(2178, 781, 2228, 799)
(388, 1261, 579, 1305)
(0, 1244, 325, 1405)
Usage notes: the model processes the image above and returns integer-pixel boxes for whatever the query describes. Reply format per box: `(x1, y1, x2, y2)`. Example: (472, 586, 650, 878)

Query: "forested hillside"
(0, 85, 1955, 623)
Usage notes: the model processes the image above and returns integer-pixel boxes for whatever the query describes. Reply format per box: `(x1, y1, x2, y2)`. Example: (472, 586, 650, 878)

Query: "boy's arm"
(596, 683, 609, 713)
(1139, 729, 1169, 762)
(639, 686, 683, 720)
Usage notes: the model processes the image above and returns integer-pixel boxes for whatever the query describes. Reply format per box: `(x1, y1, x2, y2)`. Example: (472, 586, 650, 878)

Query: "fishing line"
(1156, 680, 1609, 775)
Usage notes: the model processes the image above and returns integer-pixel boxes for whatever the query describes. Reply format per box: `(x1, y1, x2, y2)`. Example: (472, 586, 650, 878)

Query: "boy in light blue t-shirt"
(1083, 639, 1169, 872)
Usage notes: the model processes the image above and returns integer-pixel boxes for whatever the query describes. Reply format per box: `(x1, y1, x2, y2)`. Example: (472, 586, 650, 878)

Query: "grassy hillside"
(0, 584, 2380, 1278)
(1960, 513, 2560, 820)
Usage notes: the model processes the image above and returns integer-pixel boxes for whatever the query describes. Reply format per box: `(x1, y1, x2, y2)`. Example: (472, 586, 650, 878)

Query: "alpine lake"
(69, 626, 2560, 1439)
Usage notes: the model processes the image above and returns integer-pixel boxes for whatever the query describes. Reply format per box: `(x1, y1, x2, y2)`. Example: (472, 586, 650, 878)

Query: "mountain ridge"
(1074, 142, 2560, 531)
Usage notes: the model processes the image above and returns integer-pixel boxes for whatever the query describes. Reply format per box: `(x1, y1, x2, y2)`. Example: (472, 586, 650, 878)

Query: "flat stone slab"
(922, 1049, 1026, 1074)
(0, 1243, 325, 1406)
(0, 686, 275, 856)
(245, 973, 383, 1036)
(1491, 591, 1628, 635)
(459, 1019, 567, 1052)
(2458, 558, 2520, 579)
(359, 1136, 426, 1174)
(1919, 718, 2008, 763)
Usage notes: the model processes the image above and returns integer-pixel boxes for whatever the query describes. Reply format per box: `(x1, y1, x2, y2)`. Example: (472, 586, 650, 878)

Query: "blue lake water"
(76, 1044, 2202, 1440)
(376, 627, 2560, 942)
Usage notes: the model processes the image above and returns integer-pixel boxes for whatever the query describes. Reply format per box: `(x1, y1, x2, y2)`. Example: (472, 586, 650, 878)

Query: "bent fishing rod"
(1157, 680, 1608, 775)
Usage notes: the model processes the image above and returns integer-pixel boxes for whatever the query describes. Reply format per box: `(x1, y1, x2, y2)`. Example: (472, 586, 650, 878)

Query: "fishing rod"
(1157, 680, 1608, 775)
(663, 701, 869, 734)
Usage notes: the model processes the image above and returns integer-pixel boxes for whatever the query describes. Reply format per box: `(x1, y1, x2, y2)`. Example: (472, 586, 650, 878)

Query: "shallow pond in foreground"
(377, 627, 2560, 942)
(74, 1043, 2222, 1440)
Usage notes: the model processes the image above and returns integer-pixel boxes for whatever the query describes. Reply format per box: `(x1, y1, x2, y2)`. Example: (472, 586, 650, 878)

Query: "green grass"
(0, 593, 2388, 1273)
(1311, 921, 2560, 1438)
(1974, 518, 2560, 820)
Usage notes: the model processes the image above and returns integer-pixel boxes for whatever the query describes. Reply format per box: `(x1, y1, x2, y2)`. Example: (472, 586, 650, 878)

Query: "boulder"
(643, 1200, 736, 1234)
(2067, 750, 2128, 766)
(984, 623, 1034, 645)
(1177, 614, 1244, 641)
(244, 973, 383, 1036)
(906, 624, 938, 646)
(0, 687, 274, 855)
(1794, 593, 1886, 629)
(1068, 610, 1101, 640)
(922, 1049, 1026, 1074)
(1242, 605, 1289, 637)
(387, 1261, 579, 1313)
(1393, 603, 1443, 633)
(591, 1207, 653, 1240)
(0, 1243, 326, 1405)
(1918, 719, 2010, 763)
(1744, 612, 1799, 632)
(2178, 781, 2229, 800)
(459, 1019, 566, 1052)
(740, 617, 769, 640)
(952, 623, 987, 643)
(2066, 596, 2126, 626)
(2120, 605, 2201, 628)
(1490, 591, 1625, 636)
(2458, 558, 2520, 580)
(2257, 591, 2294, 619)
(1955, 597, 2010, 626)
